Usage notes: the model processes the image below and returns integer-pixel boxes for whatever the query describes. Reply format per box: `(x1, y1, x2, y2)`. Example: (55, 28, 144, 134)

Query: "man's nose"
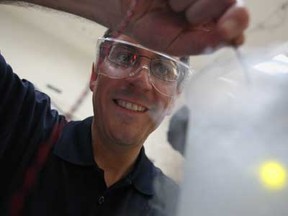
(127, 64, 154, 91)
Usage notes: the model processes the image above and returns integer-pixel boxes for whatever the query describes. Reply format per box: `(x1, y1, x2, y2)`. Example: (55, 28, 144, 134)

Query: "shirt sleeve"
(0, 54, 64, 197)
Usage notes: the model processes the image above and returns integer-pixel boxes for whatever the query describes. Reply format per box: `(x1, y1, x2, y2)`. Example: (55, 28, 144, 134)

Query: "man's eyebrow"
(153, 55, 178, 64)
(115, 43, 137, 50)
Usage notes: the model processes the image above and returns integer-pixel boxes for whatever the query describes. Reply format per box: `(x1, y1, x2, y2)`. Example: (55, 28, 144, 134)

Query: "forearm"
(0, 0, 123, 29)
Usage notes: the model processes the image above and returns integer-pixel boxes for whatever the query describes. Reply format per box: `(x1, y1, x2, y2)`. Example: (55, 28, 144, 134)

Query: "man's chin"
(112, 133, 146, 149)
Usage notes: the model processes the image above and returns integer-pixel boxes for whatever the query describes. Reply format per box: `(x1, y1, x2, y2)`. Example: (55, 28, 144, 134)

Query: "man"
(0, 0, 249, 215)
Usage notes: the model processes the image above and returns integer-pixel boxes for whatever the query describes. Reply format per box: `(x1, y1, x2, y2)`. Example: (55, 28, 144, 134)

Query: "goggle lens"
(96, 38, 191, 97)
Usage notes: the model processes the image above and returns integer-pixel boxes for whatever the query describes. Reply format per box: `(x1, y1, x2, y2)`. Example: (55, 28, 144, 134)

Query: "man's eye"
(109, 45, 137, 67)
(152, 61, 178, 82)
(115, 52, 136, 65)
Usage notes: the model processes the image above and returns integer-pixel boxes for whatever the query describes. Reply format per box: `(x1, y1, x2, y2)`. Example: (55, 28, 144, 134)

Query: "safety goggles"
(95, 37, 192, 97)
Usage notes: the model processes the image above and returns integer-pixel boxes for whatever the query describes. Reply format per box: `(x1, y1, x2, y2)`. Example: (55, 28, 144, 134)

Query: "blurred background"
(1, 1, 288, 215)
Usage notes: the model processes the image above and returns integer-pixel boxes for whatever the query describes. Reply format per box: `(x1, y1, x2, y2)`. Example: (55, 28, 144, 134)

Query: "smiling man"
(89, 33, 188, 188)
(0, 31, 188, 216)
(0, 0, 249, 215)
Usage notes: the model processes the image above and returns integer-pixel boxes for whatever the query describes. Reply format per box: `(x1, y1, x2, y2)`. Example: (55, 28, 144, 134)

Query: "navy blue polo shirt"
(0, 54, 179, 216)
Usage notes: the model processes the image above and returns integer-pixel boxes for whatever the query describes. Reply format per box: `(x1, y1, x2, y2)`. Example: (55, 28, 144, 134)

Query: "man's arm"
(0, 0, 250, 56)
(0, 0, 123, 29)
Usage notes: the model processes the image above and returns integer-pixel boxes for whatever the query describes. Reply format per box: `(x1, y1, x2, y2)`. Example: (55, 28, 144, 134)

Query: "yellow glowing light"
(259, 161, 287, 190)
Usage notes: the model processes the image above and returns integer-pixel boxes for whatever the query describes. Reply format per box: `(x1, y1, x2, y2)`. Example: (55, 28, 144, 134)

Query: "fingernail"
(220, 20, 238, 39)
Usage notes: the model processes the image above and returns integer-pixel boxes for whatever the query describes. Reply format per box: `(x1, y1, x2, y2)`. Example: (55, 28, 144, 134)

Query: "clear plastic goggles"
(95, 37, 192, 97)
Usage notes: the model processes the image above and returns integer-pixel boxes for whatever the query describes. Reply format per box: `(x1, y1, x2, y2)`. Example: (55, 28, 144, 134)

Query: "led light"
(259, 161, 286, 190)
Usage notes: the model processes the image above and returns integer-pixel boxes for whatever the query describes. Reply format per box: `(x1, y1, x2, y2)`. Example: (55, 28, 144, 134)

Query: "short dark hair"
(103, 29, 117, 38)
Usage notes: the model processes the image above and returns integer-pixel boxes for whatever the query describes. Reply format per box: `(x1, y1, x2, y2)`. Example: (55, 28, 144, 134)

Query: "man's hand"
(121, 0, 249, 56)
(1, 0, 249, 56)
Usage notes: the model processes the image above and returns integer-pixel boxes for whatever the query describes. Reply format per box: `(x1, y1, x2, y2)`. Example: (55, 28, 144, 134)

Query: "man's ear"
(89, 63, 98, 91)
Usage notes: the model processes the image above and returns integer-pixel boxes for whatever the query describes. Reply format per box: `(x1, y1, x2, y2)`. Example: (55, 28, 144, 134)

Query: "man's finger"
(166, 28, 224, 56)
(185, 0, 236, 25)
(168, 0, 197, 12)
(218, 5, 250, 41)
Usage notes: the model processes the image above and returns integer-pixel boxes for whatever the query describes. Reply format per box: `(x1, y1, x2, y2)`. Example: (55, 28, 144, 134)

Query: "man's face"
(90, 34, 179, 149)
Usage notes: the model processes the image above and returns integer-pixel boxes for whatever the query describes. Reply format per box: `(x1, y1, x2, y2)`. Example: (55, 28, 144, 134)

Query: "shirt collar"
(53, 117, 154, 196)
(54, 117, 95, 166)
